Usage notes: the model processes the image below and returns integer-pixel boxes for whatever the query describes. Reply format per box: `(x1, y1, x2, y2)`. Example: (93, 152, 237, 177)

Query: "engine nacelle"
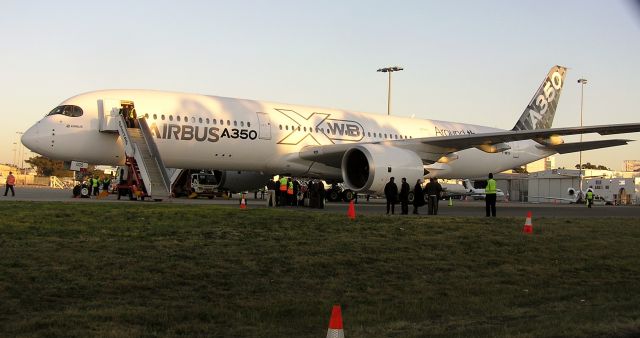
(341, 144, 424, 193)
(214, 170, 271, 192)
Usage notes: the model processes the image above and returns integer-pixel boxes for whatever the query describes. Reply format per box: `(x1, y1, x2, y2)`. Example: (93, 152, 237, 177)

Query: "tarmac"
(2, 186, 639, 218)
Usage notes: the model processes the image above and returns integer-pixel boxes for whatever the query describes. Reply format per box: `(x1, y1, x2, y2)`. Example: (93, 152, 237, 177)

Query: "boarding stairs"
(116, 115, 171, 200)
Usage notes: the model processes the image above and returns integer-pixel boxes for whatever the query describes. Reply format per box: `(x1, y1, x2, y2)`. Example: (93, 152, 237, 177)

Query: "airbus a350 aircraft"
(21, 66, 640, 196)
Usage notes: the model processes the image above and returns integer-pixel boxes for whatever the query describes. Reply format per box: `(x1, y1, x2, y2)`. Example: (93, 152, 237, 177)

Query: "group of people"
(384, 177, 443, 215)
(82, 175, 112, 197)
(267, 177, 326, 208)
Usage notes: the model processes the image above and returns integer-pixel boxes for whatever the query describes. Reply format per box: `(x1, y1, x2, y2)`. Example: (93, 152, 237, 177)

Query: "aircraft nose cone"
(21, 123, 42, 153)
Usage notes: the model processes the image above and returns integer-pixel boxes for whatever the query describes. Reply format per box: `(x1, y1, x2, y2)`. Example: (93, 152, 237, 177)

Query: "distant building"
(525, 156, 556, 173)
(623, 160, 640, 172)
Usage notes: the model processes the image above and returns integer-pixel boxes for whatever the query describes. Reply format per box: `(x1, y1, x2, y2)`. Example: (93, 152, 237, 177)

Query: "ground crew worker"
(384, 177, 398, 215)
(485, 173, 497, 217)
(87, 176, 94, 196)
(399, 178, 410, 215)
(92, 175, 100, 196)
(279, 176, 288, 206)
(102, 176, 111, 193)
(128, 107, 137, 128)
(287, 179, 294, 206)
(586, 189, 594, 208)
(4, 171, 16, 196)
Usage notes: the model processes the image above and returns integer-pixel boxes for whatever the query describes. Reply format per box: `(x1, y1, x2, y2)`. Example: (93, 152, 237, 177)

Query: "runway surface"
(2, 186, 639, 218)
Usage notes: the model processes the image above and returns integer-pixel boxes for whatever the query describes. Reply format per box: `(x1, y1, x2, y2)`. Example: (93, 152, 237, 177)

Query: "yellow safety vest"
(279, 178, 288, 191)
(287, 182, 294, 195)
(485, 179, 497, 194)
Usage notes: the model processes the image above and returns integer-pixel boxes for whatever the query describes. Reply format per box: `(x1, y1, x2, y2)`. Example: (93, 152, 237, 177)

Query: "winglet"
(512, 66, 568, 131)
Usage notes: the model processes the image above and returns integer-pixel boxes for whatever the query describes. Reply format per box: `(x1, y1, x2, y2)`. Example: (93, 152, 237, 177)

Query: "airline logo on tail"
(512, 66, 567, 131)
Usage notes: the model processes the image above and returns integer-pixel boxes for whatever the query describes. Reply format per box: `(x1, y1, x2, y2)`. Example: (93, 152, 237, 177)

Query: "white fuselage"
(22, 90, 555, 180)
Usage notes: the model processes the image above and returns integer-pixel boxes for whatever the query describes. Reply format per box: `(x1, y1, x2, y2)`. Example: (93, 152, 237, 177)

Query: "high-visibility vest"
(92, 178, 99, 187)
(6, 175, 15, 186)
(485, 179, 497, 194)
(279, 178, 288, 191)
(287, 182, 294, 195)
(586, 191, 594, 200)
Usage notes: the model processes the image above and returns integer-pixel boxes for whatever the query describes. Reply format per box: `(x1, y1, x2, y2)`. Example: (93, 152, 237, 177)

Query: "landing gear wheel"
(343, 189, 355, 202)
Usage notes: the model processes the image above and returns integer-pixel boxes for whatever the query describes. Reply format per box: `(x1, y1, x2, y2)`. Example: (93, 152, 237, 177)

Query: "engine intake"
(341, 144, 424, 193)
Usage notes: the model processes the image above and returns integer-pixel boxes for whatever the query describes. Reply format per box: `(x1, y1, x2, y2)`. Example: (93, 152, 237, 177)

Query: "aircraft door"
(98, 99, 124, 132)
(256, 112, 272, 140)
(512, 141, 520, 158)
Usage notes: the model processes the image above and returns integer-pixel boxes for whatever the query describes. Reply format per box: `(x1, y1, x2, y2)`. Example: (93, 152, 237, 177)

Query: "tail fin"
(512, 65, 568, 131)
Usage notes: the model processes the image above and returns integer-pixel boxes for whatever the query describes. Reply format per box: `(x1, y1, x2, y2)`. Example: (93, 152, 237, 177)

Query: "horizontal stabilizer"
(546, 139, 633, 154)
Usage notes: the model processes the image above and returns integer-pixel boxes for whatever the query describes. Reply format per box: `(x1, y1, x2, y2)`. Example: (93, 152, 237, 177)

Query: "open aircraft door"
(256, 112, 272, 140)
(98, 99, 124, 132)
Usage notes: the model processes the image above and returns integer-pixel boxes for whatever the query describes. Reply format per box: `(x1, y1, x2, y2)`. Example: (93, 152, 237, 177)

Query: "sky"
(1, 0, 639, 170)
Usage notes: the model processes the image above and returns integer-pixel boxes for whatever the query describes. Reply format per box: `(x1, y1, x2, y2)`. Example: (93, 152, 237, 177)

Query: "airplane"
(531, 187, 610, 205)
(461, 179, 506, 200)
(21, 65, 640, 197)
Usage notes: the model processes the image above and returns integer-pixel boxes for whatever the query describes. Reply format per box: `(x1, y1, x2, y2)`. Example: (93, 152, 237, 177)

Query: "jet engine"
(213, 170, 271, 192)
(341, 144, 424, 193)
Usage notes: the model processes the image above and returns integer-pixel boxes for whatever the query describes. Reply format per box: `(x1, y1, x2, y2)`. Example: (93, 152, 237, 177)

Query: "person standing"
(586, 189, 594, 208)
(485, 173, 497, 217)
(92, 175, 100, 196)
(279, 176, 288, 206)
(4, 171, 16, 196)
(425, 178, 443, 215)
(412, 179, 424, 214)
(399, 178, 410, 215)
(384, 177, 398, 215)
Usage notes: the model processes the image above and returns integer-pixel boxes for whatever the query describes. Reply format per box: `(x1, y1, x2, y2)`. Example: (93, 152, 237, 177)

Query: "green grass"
(0, 202, 639, 337)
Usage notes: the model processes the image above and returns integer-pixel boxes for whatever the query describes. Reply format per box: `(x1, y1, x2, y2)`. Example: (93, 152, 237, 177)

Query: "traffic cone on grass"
(347, 200, 356, 220)
(326, 304, 344, 338)
(240, 193, 247, 209)
(448, 197, 453, 206)
(522, 211, 533, 234)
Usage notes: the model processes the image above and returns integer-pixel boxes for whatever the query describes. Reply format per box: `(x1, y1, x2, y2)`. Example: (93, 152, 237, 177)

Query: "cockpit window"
(47, 105, 83, 117)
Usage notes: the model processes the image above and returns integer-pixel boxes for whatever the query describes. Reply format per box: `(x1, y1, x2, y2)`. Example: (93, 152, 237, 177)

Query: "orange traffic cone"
(523, 211, 533, 234)
(347, 200, 356, 220)
(240, 194, 247, 209)
(326, 305, 344, 338)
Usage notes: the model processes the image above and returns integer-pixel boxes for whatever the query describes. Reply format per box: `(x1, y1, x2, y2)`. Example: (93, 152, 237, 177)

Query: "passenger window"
(286, 125, 289, 130)
(199, 117, 203, 123)
(303, 127, 307, 132)
(176, 116, 180, 122)
(213, 119, 217, 125)
(153, 114, 157, 120)
(169, 115, 174, 121)
(241, 121, 245, 127)
(206, 118, 210, 124)
(227, 120, 231, 126)
(144, 113, 149, 119)
(161, 115, 165, 120)
(247, 122, 251, 127)
(279, 125, 283, 130)
(234, 121, 237, 126)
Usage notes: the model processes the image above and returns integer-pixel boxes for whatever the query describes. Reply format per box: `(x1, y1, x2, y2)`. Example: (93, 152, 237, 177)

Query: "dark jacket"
(384, 181, 398, 203)
(425, 181, 443, 198)
(413, 183, 425, 207)
(399, 182, 410, 202)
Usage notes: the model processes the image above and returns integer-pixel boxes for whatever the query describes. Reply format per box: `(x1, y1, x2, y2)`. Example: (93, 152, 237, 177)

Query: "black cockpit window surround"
(47, 105, 83, 117)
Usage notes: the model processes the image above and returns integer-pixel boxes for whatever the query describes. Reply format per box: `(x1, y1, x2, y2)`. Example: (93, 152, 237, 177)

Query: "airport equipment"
(347, 200, 356, 220)
(326, 305, 345, 338)
(240, 193, 247, 209)
(523, 212, 533, 234)
(107, 102, 171, 201)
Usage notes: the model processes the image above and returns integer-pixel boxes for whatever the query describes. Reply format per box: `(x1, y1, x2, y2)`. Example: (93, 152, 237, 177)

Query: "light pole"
(577, 78, 587, 197)
(16, 132, 24, 171)
(377, 66, 403, 115)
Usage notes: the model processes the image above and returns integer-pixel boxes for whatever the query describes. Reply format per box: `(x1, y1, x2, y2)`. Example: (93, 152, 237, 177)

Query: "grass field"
(0, 202, 639, 337)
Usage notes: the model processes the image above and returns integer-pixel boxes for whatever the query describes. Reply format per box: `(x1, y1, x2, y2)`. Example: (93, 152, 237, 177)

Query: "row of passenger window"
(145, 113, 251, 128)
(277, 124, 412, 140)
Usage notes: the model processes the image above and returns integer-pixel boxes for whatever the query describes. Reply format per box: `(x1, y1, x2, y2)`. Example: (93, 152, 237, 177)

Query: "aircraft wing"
(546, 139, 633, 154)
(300, 122, 640, 166)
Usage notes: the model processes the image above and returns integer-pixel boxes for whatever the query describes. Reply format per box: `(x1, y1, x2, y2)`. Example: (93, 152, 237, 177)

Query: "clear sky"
(1, 0, 639, 170)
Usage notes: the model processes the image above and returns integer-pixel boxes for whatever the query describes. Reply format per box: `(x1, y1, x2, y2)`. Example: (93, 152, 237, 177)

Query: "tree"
(574, 162, 610, 170)
(24, 156, 72, 177)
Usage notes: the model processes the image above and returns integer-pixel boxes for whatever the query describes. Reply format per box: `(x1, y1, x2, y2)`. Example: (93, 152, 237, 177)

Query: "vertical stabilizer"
(512, 65, 567, 131)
